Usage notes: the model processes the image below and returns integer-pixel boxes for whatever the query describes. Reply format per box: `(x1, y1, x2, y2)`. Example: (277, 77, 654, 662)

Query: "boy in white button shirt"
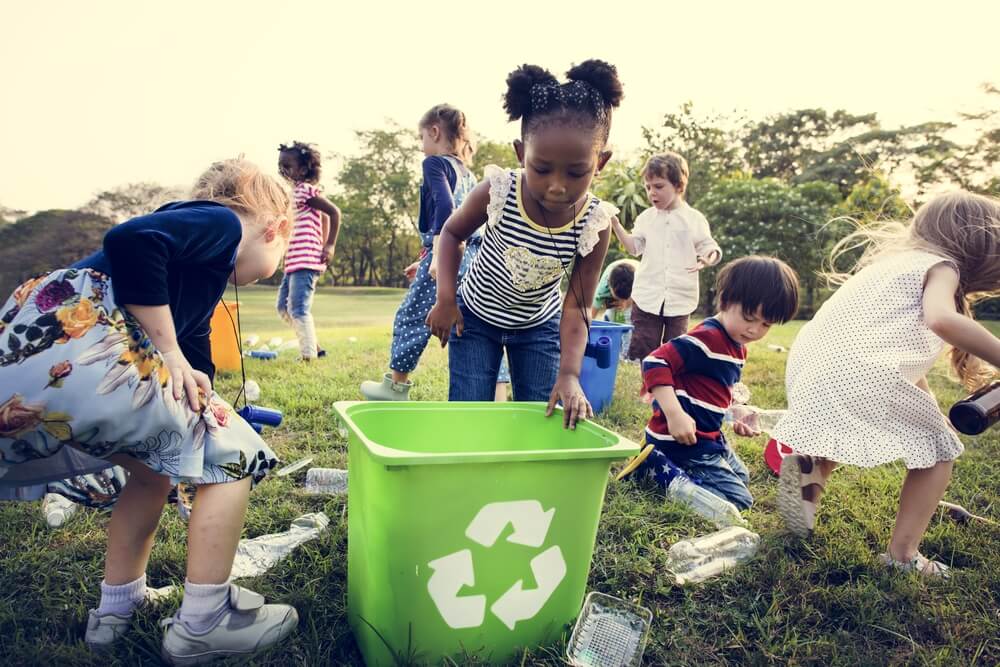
(611, 152, 721, 360)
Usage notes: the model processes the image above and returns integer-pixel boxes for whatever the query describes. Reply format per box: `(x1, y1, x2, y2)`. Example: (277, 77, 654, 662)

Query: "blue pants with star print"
(641, 445, 753, 510)
(389, 236, 510, 382)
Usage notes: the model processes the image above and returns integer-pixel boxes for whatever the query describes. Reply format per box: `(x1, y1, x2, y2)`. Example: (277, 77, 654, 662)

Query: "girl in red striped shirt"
(277, 141, 342, 360)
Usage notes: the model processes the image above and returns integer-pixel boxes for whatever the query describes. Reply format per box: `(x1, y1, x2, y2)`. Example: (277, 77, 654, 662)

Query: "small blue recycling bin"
(580, 320, 633, 414)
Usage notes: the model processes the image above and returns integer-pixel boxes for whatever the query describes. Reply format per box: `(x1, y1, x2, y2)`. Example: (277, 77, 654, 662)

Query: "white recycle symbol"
(427, 500, 567, 631)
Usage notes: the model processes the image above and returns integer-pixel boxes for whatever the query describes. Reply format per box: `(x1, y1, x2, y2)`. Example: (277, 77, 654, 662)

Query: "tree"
(83, 182, 186, 223)
(0, 205, 29, 225)
(641, 102, 746, 205)
(331, 124, 422, 287)
(697, 177, 839, 315)
(470, 139, 519, 178)
(743, 109, 879, 183)
(0, 210, 115, 296)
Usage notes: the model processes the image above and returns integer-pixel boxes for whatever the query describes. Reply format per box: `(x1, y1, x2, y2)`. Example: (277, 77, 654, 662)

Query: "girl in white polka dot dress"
(774, 191, 1000, 578)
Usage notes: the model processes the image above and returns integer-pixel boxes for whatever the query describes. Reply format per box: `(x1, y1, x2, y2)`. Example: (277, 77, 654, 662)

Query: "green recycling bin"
(333, 401, 639, 666)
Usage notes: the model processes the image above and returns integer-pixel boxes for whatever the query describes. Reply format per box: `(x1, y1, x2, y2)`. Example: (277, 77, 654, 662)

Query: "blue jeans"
(448, 298, 559, 401)
(682, 449, 753, 510)
(276, 269, 319, 320)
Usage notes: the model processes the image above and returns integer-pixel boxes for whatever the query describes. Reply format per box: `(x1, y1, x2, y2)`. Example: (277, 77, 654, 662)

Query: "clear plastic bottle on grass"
(42, 493, 78, 528)
(304, 468, 348, 495)
(666, 526, 760, 584)
(666, 474, 747, 528)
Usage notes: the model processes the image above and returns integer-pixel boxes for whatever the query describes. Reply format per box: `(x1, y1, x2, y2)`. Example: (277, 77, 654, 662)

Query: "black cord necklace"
(533, 190, 592, 337)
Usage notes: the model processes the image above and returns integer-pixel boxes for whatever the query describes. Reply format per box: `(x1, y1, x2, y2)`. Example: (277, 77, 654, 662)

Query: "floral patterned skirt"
(0, 269, 278, 507)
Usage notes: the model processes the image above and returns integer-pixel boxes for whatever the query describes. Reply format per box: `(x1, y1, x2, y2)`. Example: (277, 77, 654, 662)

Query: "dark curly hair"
(503, 59, 624, 146)
(278, 141, 322, 184)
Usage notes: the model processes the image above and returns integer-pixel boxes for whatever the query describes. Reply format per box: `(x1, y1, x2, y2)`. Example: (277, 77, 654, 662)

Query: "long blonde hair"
(191, 158, 292, 240)
(827, 190, 1000, 390)
(419, 104, 476, 166)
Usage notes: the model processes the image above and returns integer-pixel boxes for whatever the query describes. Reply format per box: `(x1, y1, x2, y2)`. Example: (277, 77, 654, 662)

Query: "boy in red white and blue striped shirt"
(626, 256, 799, 509)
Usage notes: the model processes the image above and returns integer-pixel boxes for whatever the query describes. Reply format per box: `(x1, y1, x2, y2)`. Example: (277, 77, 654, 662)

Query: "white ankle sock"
(96, 574, 147, 617)
(179, 580, 230, 632)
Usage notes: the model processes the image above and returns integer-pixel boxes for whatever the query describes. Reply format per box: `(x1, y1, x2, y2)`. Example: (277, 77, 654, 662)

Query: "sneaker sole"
(777, 456, 812, 538)
(161, 608, 299, 666)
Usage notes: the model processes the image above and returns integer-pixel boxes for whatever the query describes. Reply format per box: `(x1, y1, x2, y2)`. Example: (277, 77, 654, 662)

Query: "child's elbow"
(925, 311, 959, 339)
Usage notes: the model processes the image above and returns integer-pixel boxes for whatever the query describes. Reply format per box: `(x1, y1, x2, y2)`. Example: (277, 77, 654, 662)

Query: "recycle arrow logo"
(427, 500, 567, 631)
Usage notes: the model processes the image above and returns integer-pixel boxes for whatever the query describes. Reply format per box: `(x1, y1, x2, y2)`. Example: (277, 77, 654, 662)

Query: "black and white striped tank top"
(458, 166, 617, 329)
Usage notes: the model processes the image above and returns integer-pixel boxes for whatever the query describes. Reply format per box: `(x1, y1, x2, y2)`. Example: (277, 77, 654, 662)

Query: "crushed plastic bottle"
(268, 337, 284, 348)
(42, 493, 78, 528)
(666, 526, 760, 584)
(230, 512, 330, 578)
(666, 474, 747, 528)
(244, 380, 261, 402)
(244, 334, 261, 347)
(724, 405, 786, 435)
(304, 468, 348, 495)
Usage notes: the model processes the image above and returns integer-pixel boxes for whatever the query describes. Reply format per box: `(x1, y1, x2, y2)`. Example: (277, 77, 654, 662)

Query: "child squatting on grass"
(772, 191, 1000, 577)
(619, 256, 800, 511)
(426, 59, 624, 429)
(0, 159, 299, 663)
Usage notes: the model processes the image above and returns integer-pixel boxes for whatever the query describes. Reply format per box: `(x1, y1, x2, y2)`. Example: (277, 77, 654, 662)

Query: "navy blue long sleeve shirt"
(417, 155, 460, 237)
(73, 200, 242, 381)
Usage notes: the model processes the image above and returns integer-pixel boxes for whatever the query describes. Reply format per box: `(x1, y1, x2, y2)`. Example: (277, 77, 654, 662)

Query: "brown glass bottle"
(949, 381, 1000, 435)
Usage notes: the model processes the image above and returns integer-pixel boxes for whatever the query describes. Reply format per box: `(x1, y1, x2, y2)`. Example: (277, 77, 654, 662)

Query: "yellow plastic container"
(209, 301, 241, 372)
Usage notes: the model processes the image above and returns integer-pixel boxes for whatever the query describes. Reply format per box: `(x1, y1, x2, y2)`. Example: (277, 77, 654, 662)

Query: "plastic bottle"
(41, 493, 78, 528)
(244, 380, 261, 402)
(949, 381, 1000, 435)
(665, 474, 747, 527)
(724, 405, 786, 435)
(304, 468, 348, 495)
(666, 526, 760, 584)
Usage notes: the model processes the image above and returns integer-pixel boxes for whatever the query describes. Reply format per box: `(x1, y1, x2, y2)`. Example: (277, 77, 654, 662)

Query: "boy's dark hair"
(278, 141, 322, 183)
(503, 59, 624, 147)
(715, 256, 799, 323)
(608, 262, 635, 300)
(643, 152, 689, 195)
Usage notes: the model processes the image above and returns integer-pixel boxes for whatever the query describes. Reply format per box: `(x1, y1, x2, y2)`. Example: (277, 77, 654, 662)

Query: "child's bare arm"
(426, 181, 490, 344)
(611, 216, 641, 256)
(308, 196, 342, 262)
(923, 263, 1000, 368)
(650, 385, 697, 444)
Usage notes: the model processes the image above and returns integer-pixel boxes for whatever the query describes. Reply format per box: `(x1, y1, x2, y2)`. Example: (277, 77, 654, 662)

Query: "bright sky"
(1, 0, 997, 211)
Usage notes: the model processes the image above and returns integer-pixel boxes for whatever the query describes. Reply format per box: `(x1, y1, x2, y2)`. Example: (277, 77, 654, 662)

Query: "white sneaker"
(85, 586, 174, 651)
(160, 584, 298, 665)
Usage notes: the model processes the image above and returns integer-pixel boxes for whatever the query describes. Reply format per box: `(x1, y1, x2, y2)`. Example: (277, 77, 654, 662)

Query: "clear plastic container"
(303, 467, 348, 495)
(724, 405, 786, 435)
(567, 592, 652, 667)
(41, 493, 78, 528)
(666, 526, 760, 584)
(666, 474, 747, 528)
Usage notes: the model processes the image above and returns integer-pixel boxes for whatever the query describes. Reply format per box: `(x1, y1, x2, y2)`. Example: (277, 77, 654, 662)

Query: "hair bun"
(566, 59, 624, 109)
(504, 64, 559, 121)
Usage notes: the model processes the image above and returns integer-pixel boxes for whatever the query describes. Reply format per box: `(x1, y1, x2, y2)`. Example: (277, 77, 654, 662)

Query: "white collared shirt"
(630, 202, 721, 316)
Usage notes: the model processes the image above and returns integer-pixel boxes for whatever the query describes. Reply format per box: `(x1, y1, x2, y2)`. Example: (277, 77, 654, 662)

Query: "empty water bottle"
(304, 468, 348, 495)
(666, 474, 747, 528)
(666, 526, 760, 584)
(724, 404, 786, 435)
(41, 493, 78, 528)
(244, 380, 261, 402)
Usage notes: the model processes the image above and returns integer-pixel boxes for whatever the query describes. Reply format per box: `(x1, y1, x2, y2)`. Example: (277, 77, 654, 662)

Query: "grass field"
(1, 285, 998, 666)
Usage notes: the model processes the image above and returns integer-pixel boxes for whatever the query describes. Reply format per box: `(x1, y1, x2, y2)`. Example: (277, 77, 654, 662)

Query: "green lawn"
(1, 286, 998, 666)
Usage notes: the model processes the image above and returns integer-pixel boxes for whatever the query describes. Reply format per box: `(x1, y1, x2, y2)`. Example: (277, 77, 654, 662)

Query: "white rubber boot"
(291, 315, 318, 360)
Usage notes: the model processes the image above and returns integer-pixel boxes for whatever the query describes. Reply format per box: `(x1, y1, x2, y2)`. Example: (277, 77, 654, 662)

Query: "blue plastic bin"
(579, 320, 633, 414)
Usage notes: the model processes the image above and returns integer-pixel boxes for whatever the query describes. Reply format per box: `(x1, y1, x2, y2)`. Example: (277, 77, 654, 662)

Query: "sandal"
(879, 551, 951, 579)
(777, 454, 827, 537)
